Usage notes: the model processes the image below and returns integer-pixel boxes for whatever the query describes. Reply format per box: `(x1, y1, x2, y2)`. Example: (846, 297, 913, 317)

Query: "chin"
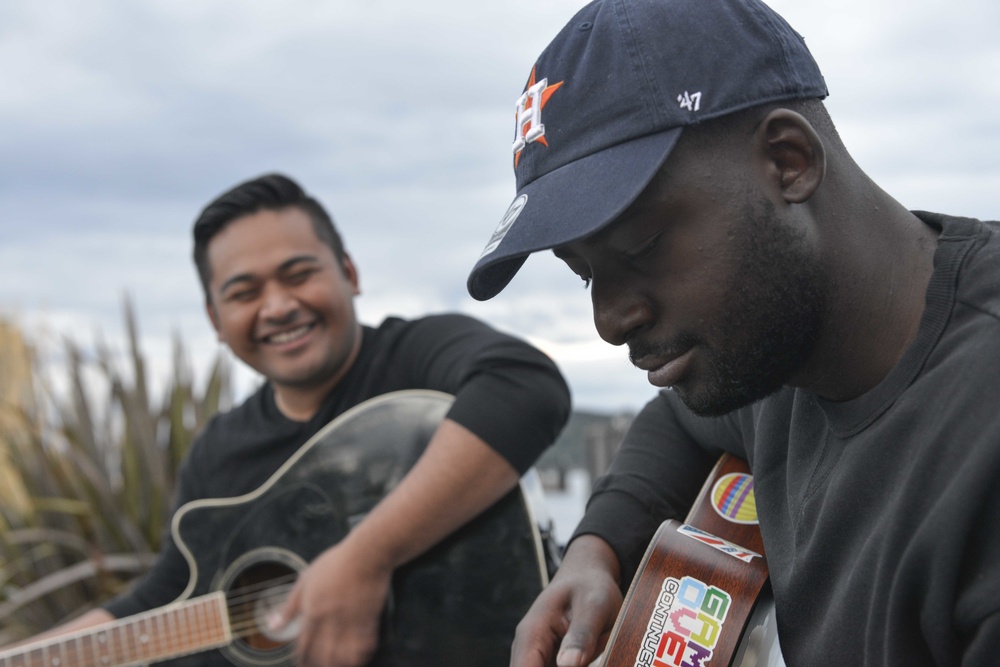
(279, 361, 347, 389)
(675, 379, 778, 418)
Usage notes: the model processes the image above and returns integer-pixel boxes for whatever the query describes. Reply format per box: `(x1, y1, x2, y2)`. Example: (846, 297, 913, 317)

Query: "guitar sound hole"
(234, 562, 297, 650)
(218, 548, 305, 667)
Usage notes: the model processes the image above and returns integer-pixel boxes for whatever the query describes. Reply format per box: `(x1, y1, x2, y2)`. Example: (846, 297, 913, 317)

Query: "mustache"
(627, 334, 698, 366)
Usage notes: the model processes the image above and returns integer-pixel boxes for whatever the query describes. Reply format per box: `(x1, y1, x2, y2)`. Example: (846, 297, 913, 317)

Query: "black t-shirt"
(574, 213, 1000, 666)
(105, 312, 569, 620)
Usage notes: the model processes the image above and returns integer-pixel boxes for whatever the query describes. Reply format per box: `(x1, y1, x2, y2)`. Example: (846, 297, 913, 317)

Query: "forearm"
(341, 417, 520, 570)
(574, 391, 724, 586)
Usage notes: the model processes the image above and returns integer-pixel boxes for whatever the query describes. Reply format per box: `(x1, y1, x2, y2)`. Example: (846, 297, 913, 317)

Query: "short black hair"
(192, 173, 347, 300)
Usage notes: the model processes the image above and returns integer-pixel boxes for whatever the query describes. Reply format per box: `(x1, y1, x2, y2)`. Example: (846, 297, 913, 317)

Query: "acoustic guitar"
(597, 454, 786, 667)
(0, 390, 553, 667)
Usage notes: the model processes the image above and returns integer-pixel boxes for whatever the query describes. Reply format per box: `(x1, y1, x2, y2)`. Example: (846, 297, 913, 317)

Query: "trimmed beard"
(632, 197, 827, 417)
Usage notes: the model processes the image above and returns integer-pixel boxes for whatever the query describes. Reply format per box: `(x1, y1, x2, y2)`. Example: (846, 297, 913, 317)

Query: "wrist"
(339, 520, 401, 575)
(560, 534, 622, 588)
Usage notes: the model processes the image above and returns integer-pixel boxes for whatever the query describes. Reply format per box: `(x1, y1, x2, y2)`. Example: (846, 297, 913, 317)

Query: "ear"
(340, 254, 362, 296)
(205, 299, 226, 342)
(755, 109, 826, 204)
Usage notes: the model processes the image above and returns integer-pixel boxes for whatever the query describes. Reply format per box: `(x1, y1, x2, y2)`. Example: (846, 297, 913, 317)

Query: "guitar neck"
(0, 593, 232, 667)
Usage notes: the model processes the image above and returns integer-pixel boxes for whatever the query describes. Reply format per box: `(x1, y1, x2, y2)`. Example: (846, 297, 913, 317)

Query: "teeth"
(268, 325, 310, 344)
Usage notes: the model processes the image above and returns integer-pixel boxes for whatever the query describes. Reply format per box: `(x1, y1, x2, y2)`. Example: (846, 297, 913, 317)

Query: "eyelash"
(626, 233, 662, 260)
(227, 291, 255, 304)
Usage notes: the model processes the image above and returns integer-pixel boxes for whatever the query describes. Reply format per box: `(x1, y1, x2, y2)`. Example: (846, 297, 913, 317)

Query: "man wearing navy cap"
(468, 0, 1000, 665)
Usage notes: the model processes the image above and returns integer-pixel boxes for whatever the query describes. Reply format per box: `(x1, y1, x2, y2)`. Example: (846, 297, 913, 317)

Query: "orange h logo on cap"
(512, 66, 563, 167)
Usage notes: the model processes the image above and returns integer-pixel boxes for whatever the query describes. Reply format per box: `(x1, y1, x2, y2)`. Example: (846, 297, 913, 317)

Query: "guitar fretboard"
(0, 592, 231, 667)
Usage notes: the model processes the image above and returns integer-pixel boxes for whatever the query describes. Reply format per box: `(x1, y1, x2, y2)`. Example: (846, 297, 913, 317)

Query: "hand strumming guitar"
(270, 419, 522, 667)
(510, 535, 623, 667)
(272, 536, 390, 667)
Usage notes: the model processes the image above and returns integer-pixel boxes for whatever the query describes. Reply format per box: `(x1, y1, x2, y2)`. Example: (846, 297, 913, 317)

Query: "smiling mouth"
(262, 323, 314, 345)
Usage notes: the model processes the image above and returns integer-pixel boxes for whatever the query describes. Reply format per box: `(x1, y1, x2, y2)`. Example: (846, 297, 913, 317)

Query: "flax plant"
(0, 298, 231, 644)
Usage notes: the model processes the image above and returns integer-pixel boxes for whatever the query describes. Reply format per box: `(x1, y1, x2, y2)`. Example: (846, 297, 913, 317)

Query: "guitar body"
(599, 455, 785, 667)
(169, 390, 549, 667)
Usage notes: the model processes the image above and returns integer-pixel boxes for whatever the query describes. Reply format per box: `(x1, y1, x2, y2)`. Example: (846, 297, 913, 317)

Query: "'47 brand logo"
(635, 576, 732, 667)
(677, 90, 701, 112)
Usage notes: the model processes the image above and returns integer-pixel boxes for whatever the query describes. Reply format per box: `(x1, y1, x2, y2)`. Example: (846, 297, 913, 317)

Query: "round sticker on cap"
(711, 472, 758, 524)
(480, 194, 527, 258)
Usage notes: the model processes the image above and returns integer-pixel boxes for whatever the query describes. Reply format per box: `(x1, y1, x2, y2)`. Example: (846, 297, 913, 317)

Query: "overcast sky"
(1, 0, 997, 415)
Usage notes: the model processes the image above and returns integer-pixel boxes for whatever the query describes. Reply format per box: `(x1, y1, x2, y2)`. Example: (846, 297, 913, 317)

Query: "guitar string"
(223, 573, 297, 606)
(4, 578, 305, 666)
(102, 576, 304, 656)
(5, 589, 299, 667)
(109, 585, 299, 658)
(222, 576, 299, 640)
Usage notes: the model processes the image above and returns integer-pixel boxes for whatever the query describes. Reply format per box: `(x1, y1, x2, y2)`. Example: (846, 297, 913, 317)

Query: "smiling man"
(201, 205, 362, 421)
(21, 173, 570, 667)
(467, 0, 1000, 665)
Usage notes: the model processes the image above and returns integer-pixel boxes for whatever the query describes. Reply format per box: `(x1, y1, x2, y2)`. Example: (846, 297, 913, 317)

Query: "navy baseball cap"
(467, 0, 828, 301)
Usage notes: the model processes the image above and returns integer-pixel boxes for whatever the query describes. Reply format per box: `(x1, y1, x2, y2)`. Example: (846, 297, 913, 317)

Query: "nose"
(259, 282, 299, 323)
(591, 277, 653, 346)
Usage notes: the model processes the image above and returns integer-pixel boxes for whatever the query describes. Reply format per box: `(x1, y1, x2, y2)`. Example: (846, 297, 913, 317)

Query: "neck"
(795, 185, 939, 401)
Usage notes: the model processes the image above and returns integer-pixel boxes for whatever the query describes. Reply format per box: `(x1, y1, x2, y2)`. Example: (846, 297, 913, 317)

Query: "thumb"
(268, 580, 302, 631)
(555, 614, 605, 667)
(556, 644, 589, 667)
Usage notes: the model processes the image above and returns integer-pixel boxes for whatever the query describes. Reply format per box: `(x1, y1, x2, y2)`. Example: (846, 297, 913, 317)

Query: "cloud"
(1, 0, 998, 414)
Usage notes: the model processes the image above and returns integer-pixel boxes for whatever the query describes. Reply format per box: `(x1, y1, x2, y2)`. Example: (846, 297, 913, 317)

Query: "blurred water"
(539, 469, 591, 549)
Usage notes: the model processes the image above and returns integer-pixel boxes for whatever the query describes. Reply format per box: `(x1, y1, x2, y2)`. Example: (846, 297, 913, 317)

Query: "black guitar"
(0, 390, 552, 667)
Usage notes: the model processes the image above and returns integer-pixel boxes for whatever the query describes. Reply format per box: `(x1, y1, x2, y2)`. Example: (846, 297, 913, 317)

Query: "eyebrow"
(218, 254, 321, 294)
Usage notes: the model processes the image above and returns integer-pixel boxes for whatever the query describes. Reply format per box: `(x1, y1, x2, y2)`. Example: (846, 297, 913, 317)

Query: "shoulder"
(629, 389, 752, 455)
(956, 217, 1000, 320)
(919, 211, 1000, 319)
(935, 215, 1000, 355)
(390, 312, 499, 334)
(369, 312, 538, 353)
(367, 313, 493, 340)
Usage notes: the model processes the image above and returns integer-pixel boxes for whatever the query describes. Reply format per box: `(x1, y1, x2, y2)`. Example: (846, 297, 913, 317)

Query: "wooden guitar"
(0, 390, 553, 667)
(597, 454, 785, 667)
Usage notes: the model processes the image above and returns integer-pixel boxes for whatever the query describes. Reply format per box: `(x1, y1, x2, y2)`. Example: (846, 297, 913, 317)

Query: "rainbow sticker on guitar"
(710, 472, 758, 524)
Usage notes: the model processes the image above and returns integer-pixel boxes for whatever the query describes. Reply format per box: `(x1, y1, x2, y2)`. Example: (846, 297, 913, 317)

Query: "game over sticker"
(634, 575, 732, 667)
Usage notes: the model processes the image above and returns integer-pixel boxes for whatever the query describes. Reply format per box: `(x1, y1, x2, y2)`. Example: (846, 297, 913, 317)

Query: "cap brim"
(468, 127, 683, 301)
